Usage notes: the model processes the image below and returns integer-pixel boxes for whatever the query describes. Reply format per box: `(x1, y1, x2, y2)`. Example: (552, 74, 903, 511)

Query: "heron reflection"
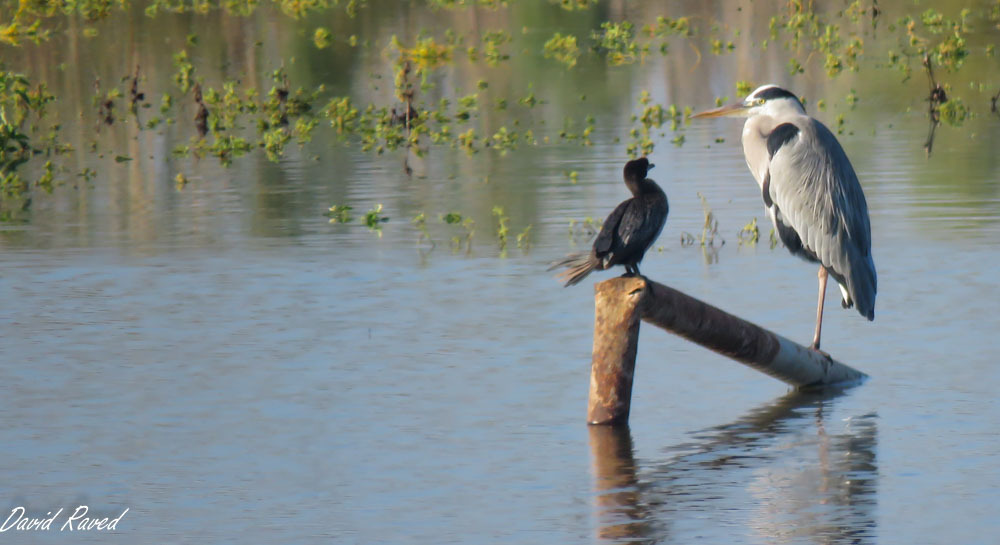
(589, 389, 878, 544)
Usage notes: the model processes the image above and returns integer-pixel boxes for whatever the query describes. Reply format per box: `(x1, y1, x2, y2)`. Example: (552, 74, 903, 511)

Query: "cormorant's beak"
(648, 163, 655, 170)
(690, 102, 750, 119)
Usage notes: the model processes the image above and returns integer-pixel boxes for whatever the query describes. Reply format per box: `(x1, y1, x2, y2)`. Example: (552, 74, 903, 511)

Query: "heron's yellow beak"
(690, 102, 749, 119)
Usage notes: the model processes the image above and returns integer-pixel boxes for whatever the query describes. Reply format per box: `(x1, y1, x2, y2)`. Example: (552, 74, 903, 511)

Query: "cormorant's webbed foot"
(621, 265, 639, 277)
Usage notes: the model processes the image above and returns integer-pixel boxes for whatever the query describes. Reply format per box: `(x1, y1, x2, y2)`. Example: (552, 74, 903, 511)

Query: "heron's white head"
(691, 84, 806, 119)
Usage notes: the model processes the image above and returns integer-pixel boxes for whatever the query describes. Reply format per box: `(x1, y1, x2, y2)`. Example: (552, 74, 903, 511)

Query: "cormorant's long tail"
(547, 253, 598, 287)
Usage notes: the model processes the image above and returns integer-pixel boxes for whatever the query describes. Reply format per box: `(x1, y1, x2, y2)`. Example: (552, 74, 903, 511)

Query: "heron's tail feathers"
(548, 253, 598, 287)
(838, 255, 876, 321)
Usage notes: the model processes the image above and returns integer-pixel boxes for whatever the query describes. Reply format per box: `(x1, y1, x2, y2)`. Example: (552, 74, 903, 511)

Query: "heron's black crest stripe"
(766, 123, 799, 159)
(762, 170, 773, 208)
(754, 86, 801, 102)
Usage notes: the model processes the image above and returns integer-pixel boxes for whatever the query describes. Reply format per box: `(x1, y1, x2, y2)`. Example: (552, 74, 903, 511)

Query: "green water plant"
(738, 217, 760, 246)
(363, 203, 389, 236)
(441, 211, 474, 252)
(492, 205, 509, 251)
(516, 224, 532, 250)
(0, 67, 66, 204)
(313, 27, 332, 49)
(481, 30, 511, 66)
(696, 193, 723, 248)
(592, 21, 643, 65)
(543, 33, 580, 68)
(412, 212, 434, 247)
(326, 204, 353, 223)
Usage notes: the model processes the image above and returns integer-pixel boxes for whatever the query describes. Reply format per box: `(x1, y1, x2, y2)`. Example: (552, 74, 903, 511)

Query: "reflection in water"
(590, 390, 878, 544)
(589, 425, 655, 543)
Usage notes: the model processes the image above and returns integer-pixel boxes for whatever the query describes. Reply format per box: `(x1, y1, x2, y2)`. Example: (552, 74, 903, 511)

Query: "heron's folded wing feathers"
(768, 118, 877, 319)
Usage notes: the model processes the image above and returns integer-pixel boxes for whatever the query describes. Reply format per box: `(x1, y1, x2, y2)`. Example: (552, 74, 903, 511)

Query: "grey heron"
(692, 84, 876, 351)
(550, 157, 668, 286)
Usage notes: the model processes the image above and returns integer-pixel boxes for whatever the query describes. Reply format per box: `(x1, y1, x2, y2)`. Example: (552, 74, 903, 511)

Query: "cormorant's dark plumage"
(549, 158, 668, 286)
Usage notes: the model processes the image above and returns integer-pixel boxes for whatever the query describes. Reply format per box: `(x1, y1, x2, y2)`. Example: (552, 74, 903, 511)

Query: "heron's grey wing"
(767, 118, 877, 319)
(593, 199, 631, 262)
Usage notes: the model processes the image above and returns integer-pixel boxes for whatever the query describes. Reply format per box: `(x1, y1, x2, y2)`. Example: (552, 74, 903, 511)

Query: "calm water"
(2, 1, 1000, 543)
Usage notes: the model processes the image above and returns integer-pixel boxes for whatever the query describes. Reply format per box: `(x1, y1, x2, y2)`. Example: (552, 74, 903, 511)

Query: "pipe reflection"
(588, 425, 656, 543)
(589, 389, 878, 544)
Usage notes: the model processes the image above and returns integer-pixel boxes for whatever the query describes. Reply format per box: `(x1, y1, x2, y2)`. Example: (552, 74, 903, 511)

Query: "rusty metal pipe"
(587, 277, 867, 425)
(587, 278, 644, 425)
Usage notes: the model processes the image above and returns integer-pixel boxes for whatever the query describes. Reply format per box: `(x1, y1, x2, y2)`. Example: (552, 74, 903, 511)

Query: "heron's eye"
(755, 98, 766, 106)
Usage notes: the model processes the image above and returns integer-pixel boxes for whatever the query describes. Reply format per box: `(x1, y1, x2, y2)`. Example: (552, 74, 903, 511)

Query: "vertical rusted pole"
(587, 277, 647, 425)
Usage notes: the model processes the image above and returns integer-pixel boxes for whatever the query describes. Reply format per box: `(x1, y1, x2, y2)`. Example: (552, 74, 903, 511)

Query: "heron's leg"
(811, 266, 828, 351)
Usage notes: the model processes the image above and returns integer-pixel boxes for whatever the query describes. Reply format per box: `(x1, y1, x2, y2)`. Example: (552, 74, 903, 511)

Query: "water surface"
(2, 1, 999, 543)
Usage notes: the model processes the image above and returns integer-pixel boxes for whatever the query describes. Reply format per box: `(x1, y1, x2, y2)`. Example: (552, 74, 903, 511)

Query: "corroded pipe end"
(587, 277, 647, 425)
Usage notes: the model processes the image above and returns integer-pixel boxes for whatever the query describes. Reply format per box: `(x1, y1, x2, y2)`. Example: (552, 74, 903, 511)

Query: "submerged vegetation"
(0, 0, 997, 253)
(0, 66, 66, 210)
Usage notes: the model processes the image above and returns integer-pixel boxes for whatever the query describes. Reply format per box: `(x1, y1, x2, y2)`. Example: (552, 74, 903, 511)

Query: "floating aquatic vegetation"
(172, 50, 195, 94)
(920, 54, 971, 156)
(481, 30, 511, 66)
(1, 0, 996, 221)
(0, 67, 66, 204)
(938, 96, 969, 126)
(390, 35, 453, 92)
(681, 193, 724, 249)
(516, 225, 532, 250)
(558, 0, 593, 10)
(427, 0, 507, 9)
(845, 89, 858, 109)
(313, 27, 332, 49)
(645, 14, 694, 52)
(457, 128, 477, 155)
(627, 91, 687, 156)
(592, 21, 642, 65)
(0, 17, 49, 46)
(543, 33, 580, 69)
(738, 218, 760, 246)
(517, 91, 538, 109)
(489, 126, 518, 155)
(441, 211, 474, 252)
(323, 96, 358, 134)
(710, 39, 734, 55)
(492, 205, 509, 251)
(363, 204, 389, 236)
(897, 9, 971, 73)
(275, 0, 365, 19)
(412, 212, 434, 248)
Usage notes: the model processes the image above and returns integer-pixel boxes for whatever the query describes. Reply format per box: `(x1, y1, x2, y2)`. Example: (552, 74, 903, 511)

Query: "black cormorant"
(549, 157, 668, 286)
